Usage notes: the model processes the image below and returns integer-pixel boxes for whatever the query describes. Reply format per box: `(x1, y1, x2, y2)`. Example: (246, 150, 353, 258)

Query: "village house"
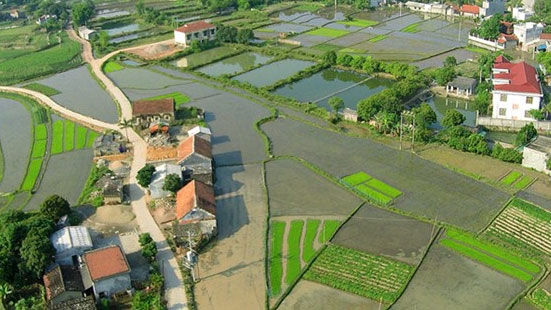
(405, 1, 452, 15)
(43, 264, 94, 309)
(50, 226, 93, 266)
(80, 245, 132, 300)
(102, 178, 124, 204)
(36, 14, 56, 25)
(491, 55, 543, 121)
(78, 26, 97, 41)
(132, 98, 175, 129)
(456, 0, 504, 18)
(342, 108, 359, 122)
(514, 22, 545, 51)
(522, 135, 551, 175)
(173, 180, 217, 244)
(512, 7, 534, 21)
(177, 135, 213, 184)
(187, 125, 212, 142)
(174, 20, 216, 46)
(446, 76, 478, 97)
(149, 163, 182, 199)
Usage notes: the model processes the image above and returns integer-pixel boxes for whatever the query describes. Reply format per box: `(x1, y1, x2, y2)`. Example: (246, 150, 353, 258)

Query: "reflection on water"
(426, 96, 476, 129)
(197, 53, 273, 77)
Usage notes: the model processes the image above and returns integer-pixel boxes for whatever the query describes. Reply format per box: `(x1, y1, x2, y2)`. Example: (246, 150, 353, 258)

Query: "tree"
(0, 283, 12, 308)
(411, 103, 437, 143)
(472, 14, 502, 40)
(529, 109, 545, 120)
(515, 123, 537, 147)
(474, 82, 491, 114)
(236, 28, 254, 44)
(442, 109, 466, 128)
(39, 195, 70, 222)
(433, 66, 455, 86)
(136, 0, 145, 15)
(71, 0, 95, 26)
(138, 233, 157, 263)
(237, 0, 250, 10)
(119, 119, 133, 141)
(444, 56, 457, 68)
(97, 30, 109, 50)
(162, 174, 182, 195)
(328, 96, 344, 114)
(137, 164, 156, 187)
(322, 50, 337, 66)
(19, 232, 55, 280)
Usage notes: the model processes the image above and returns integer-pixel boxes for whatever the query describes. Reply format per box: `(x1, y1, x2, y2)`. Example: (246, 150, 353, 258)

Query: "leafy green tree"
(373, 111, 397, 134)
(216, 24, 238, 43)
(162, 174, 182, 195)
(474, 82, 491, 114)
(237, 0, 250, 10)
(137, 164, 156, 187)
(472, 14, 502, 40)
(492, 144, 523, 163)
(97, 30, 109, 51)
(71, 0, 95, 26)
(136, 0, 145, 15)
(444, 56, 457, 68)
(132, 291, 163, 310)
(534, 0, 551, 24)
(411, 103, 437, 143)
(336, 54, 353, 67)
(322, 50, 337, 66)
(328, 96, 344, 114)
(536, 52, 551, 74)
(19, 232, 55, 280)
(434, 66, 455, 85)
(466, 134, 490, 155)
(138, 233, 157, 263)
(442, 109, 466, 128)
(529, 109, 545, 120)
(39, 195, 70, 222)
(0, 282, 12, 308)
(515, 123, 537, 147)
(118, 119, 133, 141)
(236, 28, 254, 44)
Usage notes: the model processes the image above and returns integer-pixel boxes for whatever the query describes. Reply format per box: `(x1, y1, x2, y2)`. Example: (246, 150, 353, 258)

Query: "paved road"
(0, 31, 187, 309)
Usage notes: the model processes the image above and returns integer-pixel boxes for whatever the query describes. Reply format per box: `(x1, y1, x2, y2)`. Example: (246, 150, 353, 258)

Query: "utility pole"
(184, 231, 198, 282)
(411, 116, 415, 153)
(399, 113, 403, 150)
(458, 18, 462, 42)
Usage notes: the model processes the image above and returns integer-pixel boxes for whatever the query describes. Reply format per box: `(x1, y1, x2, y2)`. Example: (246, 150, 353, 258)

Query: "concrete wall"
(522, 147, 550, 174)
(93, 274, 132, 299)
(477, 116, 551, 132)
(468, 35, 504, 51)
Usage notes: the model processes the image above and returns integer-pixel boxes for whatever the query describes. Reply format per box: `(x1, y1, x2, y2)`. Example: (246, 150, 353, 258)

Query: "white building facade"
(514, 22, 545, 50)
(174, 20, 216, 46)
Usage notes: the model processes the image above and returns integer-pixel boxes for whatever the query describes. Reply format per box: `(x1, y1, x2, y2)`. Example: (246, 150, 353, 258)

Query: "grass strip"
(401, 23, 420, 33)
(21, 159, 42, 191)
(369, 35, 386, 42)
(440, 238, 533, 282)
(86, 131, 99, 148)
(31, 140, 47, 158)
(500, 170, 522, 185)
(103, 61, 124, 73)
(22, 83, 60, 96)
(144, 92, 190, 109)
(35, 124, 47, 140)
(302, 219, 320, 263)
(513, 176, 533, 189)
(286, 220, 304, 285)
(356, 183, 392, 204)
(341, 171, 372, 186)
(51, 120, 64, 154)
(510, 198, 551, 222)
(365, 178, 401, 198)
(64, 121, 75, 152)
(75, 126, 87, 150)
(445, 229, 540, 273)
(318, 220, 340, 244)
(337, 19, 378, 27)
(294, 3, 323, 11)
(313, 43, 341, 52)
(269, 221, 285, 296)
(306, 28, 350, 38)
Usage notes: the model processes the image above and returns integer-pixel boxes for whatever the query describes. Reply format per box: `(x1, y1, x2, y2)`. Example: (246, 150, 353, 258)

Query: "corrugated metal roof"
(51, 226, 93, 253)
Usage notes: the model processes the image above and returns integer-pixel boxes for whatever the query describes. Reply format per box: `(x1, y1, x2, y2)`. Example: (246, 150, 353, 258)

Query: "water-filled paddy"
(427, 96, 476, 129)
(273, 69, 392, 110)
(232, 59, 316, 87)
(105, 23, 139, 36)
(197, 52, 273, 77)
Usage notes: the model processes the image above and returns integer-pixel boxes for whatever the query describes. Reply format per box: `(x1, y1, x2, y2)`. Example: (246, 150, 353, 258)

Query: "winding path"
(1, 30, 187, 309)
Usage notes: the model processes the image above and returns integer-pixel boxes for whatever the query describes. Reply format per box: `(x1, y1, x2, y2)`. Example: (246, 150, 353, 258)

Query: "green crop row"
(305, 245, 412, 302)
(144, 92, 190, 109)
(401, 23, 420, 33)
(270, 221, 286, 296)
(103, 61, 124, 73)
(306, 28, 350, 38)
(445, 229, 540, 273)
(440, 238, 533, 282)
(64, 121, 75, 152)
(302, 219, 320, 263)
(341, 171, 372, 186)
(87, 131, 99, 148)
(500, 170, 522, 185)
(337, 19, 378, 27)
(365, 178, 401, 198)
(318, 220, 340, 244)
(530, 288, 551, 310)
(513, 176, 533, 189)
(369, 35, 387, 42)
(21, 158, 42, 191)
(510, 198, 551, 222)
(75, 126, 87, 150)
(286, 220, 304, 285)
(51, 120, 64, 154)
(35, 124, 47, 140)
(31, 140, 47, 159)
(356, 183, 393, 204)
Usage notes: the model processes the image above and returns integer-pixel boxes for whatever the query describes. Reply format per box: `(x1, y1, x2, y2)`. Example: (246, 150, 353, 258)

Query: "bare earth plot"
(195, 164, 267, 310)
(266, 158, 362, 217)
(279, 280, 380, 310)
(392, 243, 524, 310)
(332, 204, 433, 265)
(37, 66, 118, 123)
(261, 117, 509, 231)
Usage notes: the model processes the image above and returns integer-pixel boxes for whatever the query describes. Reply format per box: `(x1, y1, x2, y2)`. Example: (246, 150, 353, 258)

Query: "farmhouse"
(174, 180, 217, 243)
(80, 245, 132, 300)
(149, 163, 182, 199)
(187, 125, 212, 142)
(342, 108, 358, 122)
(78, 26, 97, 41)
(102, 178, 124, 204)
(491, 56, 543, 121)
(446, 76, 477, 97)
(514, 22, 545, 51)
(512, 7, 534, 21)
(50, 226, 93, 266)
(132, 98, 175, 129)
(43, 264, 90, 307)
(177, 135, 213, 184)
(455, 0, 504, 18)
(522, 135, 551, 175)
(174, 20, 216, 46)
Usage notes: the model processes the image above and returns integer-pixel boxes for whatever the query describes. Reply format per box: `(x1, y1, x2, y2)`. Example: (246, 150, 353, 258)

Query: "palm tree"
(0, 283, 13, 309)
(118, 118, 133, 141)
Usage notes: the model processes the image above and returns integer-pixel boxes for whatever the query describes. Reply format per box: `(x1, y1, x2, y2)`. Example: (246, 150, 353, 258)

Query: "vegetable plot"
(341, 171, 402, 205)
(304, 244, 413, 303)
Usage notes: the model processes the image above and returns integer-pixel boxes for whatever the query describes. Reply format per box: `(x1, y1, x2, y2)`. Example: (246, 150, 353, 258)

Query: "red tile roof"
(493, 58, 542, 94)
(175, 21, 216, 34)
(177, 135, 212, 163)
(461, 4, 480, 15)
(176, 180, 216, 220)
(83, 246, 130, 281)
(497, 33, 518, 43)
(541, 33, 551, 40)
(132, 98, 174, 116)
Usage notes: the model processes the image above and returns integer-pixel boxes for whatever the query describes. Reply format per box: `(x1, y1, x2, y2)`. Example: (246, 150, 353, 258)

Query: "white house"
(149, 163, 182, 199)
(479, 0, 505, 17)
(50, 226, 93, 266)
(512, 7, 534, 21)
(491, 55, 543, 121)
(80, 245, 132, 300)
(174, 20, 216, 46)
(78, 26, 96, 41)
(523, 135, 551, 175)
(514, 22, 545, 50)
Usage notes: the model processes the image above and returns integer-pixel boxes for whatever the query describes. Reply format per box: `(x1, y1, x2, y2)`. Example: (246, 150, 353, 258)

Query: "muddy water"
(197, 52, 273, 77)
(232, 59, 316, 87)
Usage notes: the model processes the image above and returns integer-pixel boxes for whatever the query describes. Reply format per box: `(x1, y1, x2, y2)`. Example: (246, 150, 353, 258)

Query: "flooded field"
(105, 23, 139, 36)
(428, 96, 477, 129)
(232, 59, 316, 87)
(197, 52, 273, 77)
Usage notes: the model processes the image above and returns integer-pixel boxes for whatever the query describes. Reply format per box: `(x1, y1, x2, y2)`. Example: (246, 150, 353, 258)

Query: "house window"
(512, 104, 519, 110)
(526, 97, 533, 104)
(500, 94, 507, 102)
(203, 30, 208, 36)
(211, 29, 215, 35)
(194, 32, 199, 38)
(186, 35, 191, 40)
(499, 108, 506, 116)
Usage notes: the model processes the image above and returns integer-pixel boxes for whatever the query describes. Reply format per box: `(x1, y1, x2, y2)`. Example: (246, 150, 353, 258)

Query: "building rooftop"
(50, 226, 93, 253)
(187, 126, 211, 137)
(177, 135, 212, 163)
(176, 180, 216, 220)
(526, 135, 551, 154)
(82, 245, 130, 281)
(447, 76, 477, 89)
(43, 265, 84, 301)
(175, 20, 216, 34)
(492, 57, 542, 95)
(461, 4, 480, 14)
(132, 98, 174, 116)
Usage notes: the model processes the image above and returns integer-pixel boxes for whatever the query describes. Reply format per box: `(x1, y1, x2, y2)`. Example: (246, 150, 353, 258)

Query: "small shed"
(342, 108, 358, 122)
(187, 126, 212, 142)
(446, 76, 477, 97)
(522, 135, 551, 175)
(78, 26, 97, 41)
(103, 178, 123, 204)
(50, 226, 93, 265)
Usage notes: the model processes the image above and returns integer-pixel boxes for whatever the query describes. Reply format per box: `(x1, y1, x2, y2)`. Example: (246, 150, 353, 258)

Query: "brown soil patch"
(147, 145, 177, 161)
(125, 42, 183, 60)
(81, 205, 138, 236)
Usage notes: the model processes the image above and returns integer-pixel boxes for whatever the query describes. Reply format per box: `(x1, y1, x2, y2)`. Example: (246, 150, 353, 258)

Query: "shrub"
(137, 164, 156, 187)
